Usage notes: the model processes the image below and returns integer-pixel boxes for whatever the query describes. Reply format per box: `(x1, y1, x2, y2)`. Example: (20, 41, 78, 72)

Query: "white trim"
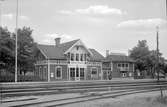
(50, 63, 67, 65)
(35, 63, 48, 66)
(133, 63, 135, 72)
(48, 59, 50, 82)
(64, 40, 93, 56)
(55, 66, 62, 79)
(39, 66, 42, 78)
(38, 47, 48, 59)
(100, 63, 103, 80)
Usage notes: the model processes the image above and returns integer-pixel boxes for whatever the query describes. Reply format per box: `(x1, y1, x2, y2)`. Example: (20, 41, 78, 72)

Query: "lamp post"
(15, 0, 18, 82)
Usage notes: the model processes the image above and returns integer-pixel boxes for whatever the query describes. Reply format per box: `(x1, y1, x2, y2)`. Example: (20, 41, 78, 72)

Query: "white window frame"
(55, 66, 62, 79)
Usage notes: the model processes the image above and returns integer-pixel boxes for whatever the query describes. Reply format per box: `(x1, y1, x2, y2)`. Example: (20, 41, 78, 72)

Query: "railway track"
(1, 80, 167, 98)
(1, 80, 167, 107)
(4, 86, 167, 107)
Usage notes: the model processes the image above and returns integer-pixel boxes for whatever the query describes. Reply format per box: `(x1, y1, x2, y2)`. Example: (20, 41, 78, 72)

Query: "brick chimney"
(106, 50, 109, 57)
(55, 38, 61, 47)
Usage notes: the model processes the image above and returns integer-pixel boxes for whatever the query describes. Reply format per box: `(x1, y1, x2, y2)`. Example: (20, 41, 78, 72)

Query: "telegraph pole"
(15, 0, 18, 82)
(156, 26, 164, 99)
(156, 26, 159, 81)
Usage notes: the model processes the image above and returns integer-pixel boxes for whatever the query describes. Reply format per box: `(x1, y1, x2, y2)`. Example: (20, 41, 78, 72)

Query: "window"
(76, 46, 79, 50)
(44, 66, 47, 79)
(70, 68, 75, 77)
(126, 64, 128, 67)
(80, 54, 84, 61)
(76, 68, 79, 77)
(84, 54, 87, 61)
(56, 67, 62, 79)
(122, 64, 125, 67)
(76, 53, 79, 61)
(80, 68, 84, 77)
(71, 53, 74, 61)
(91, 68, 98, 75)
(118, 64, 121, 67)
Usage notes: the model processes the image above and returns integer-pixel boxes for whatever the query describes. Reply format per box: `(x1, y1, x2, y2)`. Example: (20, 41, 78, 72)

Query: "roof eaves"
(37, 45, 48, 59)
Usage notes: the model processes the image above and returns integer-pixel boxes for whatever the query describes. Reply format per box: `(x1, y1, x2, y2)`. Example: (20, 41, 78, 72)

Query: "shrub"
(0, 75, 46, 82)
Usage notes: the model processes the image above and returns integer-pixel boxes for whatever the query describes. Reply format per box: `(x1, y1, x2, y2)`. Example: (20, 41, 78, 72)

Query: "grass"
(155, 95, 167, 104)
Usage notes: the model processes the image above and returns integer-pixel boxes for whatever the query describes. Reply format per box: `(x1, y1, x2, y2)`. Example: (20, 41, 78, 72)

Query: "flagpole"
(15, 0, 18, 82)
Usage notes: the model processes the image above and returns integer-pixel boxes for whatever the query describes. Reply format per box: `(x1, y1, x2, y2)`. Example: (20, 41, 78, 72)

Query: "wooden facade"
(34, 39, 135, 81)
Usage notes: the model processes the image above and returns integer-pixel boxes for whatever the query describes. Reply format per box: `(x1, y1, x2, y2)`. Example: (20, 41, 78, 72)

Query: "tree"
(0, 27, 15, 74)
(12, 27, 37, 75)
(129, 40, 166, 78)
(129, 40, 150, 72)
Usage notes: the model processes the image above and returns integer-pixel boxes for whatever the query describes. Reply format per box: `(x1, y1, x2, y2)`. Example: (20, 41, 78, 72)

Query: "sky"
(1, 0, 167, 58)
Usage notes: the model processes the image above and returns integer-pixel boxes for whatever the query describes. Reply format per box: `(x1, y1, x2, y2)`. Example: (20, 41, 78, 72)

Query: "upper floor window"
(76, 53, 79, 61)
(80, 54, 84, 61)
(126, 64, 128, 67)
(76, 46, 79, 50)
(117, 63, 129, 68)
(84, 54, 87, 61)
(71, 53, 74, 61)
(122, 63, 125, 67)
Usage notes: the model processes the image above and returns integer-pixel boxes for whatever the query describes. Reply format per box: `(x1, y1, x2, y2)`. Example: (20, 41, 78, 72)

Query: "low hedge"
(0, 75, 46, 82)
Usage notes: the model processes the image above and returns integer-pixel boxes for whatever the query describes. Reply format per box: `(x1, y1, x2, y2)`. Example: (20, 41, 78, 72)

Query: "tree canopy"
(0, 26, 37, 75)
(129, 40, 166, 78)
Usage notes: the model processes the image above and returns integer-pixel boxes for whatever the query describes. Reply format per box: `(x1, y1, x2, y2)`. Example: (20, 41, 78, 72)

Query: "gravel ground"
(61, 90, 167, 107)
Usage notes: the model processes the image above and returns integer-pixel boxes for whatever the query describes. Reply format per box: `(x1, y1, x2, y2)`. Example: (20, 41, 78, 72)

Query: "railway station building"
(35, 38, 135, 81)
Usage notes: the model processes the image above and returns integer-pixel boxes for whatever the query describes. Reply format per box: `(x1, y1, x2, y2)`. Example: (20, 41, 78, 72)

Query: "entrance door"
(70, 68, 75, 81)
(75, 68, 80, 81)
(80, 68, 84, 80)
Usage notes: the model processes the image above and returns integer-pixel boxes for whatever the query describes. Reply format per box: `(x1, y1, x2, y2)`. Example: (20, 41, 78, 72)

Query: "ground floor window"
(76, 68, 79, 77)
(55, 66, 62, 79)
(70, 68, 75, 77)
(80, 68, 84, 77)
(91, 68, 98, 75)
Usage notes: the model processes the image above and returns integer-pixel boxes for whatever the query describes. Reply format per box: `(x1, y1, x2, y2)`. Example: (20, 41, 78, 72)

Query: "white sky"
(1, 0, 167, 58)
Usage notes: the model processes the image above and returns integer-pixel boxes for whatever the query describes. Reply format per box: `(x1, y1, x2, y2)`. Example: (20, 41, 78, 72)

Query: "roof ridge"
(60, 39, 80, 45)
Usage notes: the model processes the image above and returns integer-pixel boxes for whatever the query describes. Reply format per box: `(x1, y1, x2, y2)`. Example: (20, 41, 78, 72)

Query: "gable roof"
(37, 39, 104, 61)
(106, 54, 134, 62)
(37, 39, 79, 59)
(89, 49, 105, 61)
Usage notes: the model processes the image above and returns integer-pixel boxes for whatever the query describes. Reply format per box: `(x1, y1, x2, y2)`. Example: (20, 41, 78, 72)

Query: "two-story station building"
(35, 38, 135, 81)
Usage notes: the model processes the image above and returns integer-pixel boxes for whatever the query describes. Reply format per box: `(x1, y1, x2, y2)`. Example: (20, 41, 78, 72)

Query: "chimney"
(55, 38, 61, 46)
(106, 50, 109, 57)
